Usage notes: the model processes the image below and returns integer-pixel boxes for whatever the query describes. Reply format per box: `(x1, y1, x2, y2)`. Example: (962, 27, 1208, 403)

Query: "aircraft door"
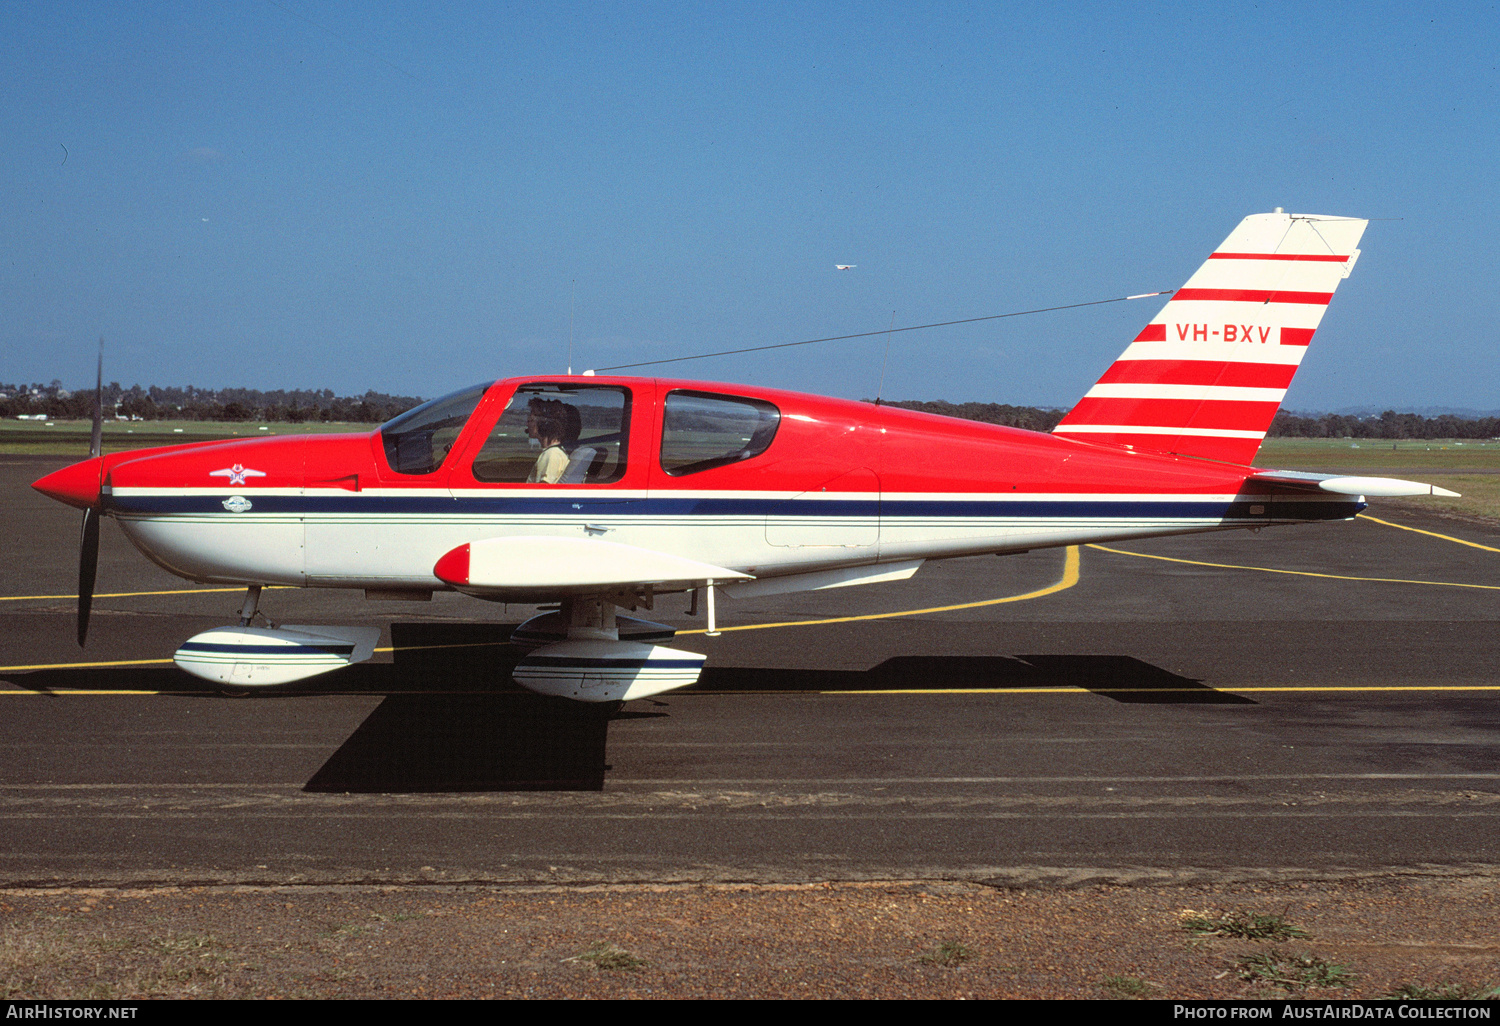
(446, 381, 650, 543)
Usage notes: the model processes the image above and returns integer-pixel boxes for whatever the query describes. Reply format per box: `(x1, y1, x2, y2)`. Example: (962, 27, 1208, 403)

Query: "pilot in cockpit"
(525, 398, 573, 483)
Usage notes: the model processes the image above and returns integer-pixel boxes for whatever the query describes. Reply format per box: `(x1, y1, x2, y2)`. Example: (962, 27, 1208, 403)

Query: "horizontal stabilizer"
(434, 536, 751, 597)
(1248, 470, 1460, 498)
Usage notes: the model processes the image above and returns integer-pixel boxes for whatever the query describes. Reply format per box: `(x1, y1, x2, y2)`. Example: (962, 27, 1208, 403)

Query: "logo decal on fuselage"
(222, 495, 253, 513)
(210, 464, 266, 486)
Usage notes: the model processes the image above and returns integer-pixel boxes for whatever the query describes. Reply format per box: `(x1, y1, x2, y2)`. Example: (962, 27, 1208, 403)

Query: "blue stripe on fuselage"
(105, 494, 1363, 522)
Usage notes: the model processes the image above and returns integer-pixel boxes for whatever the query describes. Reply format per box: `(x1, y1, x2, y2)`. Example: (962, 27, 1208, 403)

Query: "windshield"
(379, 382, 493, 475)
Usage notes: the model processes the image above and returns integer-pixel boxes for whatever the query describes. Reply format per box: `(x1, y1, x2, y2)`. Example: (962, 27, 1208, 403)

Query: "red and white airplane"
(34, 210, 1457, 700)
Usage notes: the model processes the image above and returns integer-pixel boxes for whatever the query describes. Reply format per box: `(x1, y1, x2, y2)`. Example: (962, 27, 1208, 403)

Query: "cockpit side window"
(660, 390, 780, 476)
(471, 384, 631, 484)
(379, 382, 492, 476)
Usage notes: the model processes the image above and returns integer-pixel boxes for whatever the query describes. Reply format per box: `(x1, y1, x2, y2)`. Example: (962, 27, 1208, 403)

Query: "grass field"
(8, 422, 1496, 521)
(1255, 437, 1500, 472)
(1256, 438, 1500, 521)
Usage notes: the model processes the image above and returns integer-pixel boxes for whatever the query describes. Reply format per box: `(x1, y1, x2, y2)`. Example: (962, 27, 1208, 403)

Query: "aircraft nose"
(33, 457, 104, 510)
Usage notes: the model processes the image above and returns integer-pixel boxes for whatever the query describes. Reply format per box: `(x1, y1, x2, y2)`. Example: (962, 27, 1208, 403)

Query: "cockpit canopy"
(379, 379, 783, 481)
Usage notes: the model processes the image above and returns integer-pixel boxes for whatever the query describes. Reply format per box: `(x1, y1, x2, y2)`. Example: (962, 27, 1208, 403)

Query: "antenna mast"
(567, 279, 576, 375)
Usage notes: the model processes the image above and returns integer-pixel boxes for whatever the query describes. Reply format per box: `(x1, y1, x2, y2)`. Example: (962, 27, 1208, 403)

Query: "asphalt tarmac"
(1, 454, 1497, 887)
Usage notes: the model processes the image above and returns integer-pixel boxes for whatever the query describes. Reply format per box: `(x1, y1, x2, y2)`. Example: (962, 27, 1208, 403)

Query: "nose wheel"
(172, 584, 381, 689)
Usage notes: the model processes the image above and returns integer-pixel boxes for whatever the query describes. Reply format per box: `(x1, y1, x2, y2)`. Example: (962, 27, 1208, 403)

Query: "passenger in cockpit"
(526, 398, 572, 483)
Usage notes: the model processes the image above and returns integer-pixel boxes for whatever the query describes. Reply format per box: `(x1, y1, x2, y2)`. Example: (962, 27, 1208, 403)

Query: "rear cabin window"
(471, 384, 630, 484)
(660, 390, 780, 476)
(379, 382, 492, 476)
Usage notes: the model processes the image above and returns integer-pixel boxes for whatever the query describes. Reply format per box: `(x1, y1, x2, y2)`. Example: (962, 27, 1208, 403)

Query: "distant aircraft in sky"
(835, 265, 855, 270)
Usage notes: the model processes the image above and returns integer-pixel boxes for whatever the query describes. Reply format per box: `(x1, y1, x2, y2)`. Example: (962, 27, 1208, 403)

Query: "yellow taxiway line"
(1357, 513, 1500, 553)
(6, 684, 1497, 698)
(831, 685, 1500, 695)
(677, 544, 1081, 635)
(0, 585, 293, 602)
(0, 642, 511, 674)
(1085, 544, 1500, 590)
(0, 690, 167, 696)
(0, 656, 174, 672)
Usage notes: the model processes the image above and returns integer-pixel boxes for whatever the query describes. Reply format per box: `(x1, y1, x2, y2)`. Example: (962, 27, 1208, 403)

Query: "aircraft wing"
(1247, 470, 1460, 498)
(433, 535, 752, 599)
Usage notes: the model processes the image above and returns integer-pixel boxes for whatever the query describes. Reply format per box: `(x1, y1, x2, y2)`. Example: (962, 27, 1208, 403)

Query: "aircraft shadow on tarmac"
(303, 622, 641, 793)
(7, 622, 1251, 793)
(695, 654, 1256, 706)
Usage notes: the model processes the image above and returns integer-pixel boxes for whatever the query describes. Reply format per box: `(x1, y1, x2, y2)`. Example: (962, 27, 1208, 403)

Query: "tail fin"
(1053, 211, 1368, 465)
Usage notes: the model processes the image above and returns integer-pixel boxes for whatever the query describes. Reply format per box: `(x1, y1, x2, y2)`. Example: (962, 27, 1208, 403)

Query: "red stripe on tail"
(1096, 360, 1297, 389)
(1066, 397, 1283, 432)
(1174, 288, 1333, 305)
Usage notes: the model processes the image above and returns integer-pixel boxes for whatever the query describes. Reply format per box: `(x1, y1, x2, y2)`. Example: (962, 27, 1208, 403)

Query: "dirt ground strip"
(1, 876, 1497, 1000)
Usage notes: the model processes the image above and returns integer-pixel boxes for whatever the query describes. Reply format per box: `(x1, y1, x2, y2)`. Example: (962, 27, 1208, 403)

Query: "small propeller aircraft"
(34, 210, 1458, 701)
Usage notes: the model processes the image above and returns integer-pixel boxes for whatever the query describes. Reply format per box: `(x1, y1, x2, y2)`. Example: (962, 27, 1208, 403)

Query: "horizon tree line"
(2, 382, 1495, 439)
(0, 381, 425, 424)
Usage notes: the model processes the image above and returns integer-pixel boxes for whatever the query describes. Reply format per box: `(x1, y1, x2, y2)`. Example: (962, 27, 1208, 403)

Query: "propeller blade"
(78, 506, 99, 646)
(79, 339, 105, 646)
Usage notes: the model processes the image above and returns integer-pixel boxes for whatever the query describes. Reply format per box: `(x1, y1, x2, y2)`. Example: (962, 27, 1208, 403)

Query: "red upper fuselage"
(36, 374, 1264, 506)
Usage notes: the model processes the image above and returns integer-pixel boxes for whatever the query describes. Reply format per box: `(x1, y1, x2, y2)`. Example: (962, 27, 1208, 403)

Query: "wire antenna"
(567, 278, 576, 375)
(588, 290, 1175, 372)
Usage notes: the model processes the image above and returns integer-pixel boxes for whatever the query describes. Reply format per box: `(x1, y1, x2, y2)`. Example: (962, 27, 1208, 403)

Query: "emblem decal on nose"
(222, 495, 253, 513)
(210, 464, 266, 486)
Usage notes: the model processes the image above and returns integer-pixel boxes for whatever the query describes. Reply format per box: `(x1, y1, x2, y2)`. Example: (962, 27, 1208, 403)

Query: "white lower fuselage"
(107, 485, 1361, 594)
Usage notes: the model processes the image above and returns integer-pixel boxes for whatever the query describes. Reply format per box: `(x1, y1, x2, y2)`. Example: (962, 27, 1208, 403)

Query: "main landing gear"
(167, 586, 711, 702)
(509, 595, 708, 703)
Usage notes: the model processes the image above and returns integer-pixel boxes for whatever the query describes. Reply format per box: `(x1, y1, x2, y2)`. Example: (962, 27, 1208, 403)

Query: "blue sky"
(3, 1, 1496, 410)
